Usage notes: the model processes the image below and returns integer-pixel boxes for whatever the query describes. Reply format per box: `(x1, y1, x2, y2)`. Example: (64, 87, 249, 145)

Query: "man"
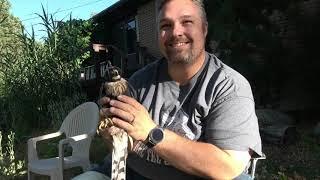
(74, 0, 262, 179)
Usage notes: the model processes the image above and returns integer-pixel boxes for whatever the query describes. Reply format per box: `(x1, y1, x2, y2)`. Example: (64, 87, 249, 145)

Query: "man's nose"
(172, 23, 184, 37)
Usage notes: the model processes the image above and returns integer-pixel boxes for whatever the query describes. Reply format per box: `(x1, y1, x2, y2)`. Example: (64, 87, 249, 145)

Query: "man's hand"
(98, 97, 119, 139)
(97, 97, 122, 150)
(100, 95, 157, 142)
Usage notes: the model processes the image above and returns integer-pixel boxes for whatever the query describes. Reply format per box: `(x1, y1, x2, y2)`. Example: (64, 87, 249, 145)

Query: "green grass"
(256, 126, 320, 180)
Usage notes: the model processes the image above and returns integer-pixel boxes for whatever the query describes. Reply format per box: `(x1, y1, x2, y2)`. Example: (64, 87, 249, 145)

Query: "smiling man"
(73, 0, 262, 179)
(158, 0, 207, 67)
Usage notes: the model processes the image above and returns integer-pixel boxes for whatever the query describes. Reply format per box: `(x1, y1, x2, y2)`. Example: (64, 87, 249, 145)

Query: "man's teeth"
(172, 42, 187, 47)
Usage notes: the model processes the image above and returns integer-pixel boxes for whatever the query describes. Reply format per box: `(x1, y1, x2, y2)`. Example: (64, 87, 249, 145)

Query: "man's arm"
(152, 129, 250, 179)
(101, 95, 251, 179)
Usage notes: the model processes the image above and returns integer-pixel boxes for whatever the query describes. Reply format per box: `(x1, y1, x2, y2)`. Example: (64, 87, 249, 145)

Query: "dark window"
(126, 19, 137, 54)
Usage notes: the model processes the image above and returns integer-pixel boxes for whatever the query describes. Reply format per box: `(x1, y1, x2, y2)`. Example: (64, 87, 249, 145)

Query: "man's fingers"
(99, 108, 111, 117)
(117, 95, 142, 109)
(98, 97, 111, 107)
(112, 117, 133, 132)
(109, 107, 134, 123)
(100, 106, 134, 123)
(110, 98, 136, 113)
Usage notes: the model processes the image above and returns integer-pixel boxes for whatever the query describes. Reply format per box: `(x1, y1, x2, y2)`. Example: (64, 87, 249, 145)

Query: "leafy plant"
(204, 0, 304, 107)
(0, 5, 93, 134)
(0, 131, 26, 179)
(48, 92, 87, 129)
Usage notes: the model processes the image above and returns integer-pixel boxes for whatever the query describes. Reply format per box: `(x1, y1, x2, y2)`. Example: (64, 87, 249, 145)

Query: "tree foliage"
(204, 0, 299, 73)
(0, 5, 94, 134)
(204, 0, 305, 106)
(0, 0, 23, 95)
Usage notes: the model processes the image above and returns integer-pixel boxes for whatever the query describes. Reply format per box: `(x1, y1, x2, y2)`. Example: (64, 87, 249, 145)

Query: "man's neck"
(168, 51, 206, 86)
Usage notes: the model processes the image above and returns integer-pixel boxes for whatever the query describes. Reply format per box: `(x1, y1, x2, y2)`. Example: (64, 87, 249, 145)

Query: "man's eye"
(160, 24, 170, 29)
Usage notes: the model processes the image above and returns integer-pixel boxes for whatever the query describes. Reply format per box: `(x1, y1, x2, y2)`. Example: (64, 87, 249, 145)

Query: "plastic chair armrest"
(57, 133, 92, 177)
(59, 134, 90, 147)
(27, 131, 63, 161)
(58, 133, 93, 160)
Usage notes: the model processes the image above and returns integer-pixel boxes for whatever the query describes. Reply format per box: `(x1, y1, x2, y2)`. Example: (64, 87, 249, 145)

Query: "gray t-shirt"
(127, 52, 262, 180)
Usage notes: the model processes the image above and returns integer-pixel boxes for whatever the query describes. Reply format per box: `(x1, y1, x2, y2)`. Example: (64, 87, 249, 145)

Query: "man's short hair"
(157, 0, 207, 23)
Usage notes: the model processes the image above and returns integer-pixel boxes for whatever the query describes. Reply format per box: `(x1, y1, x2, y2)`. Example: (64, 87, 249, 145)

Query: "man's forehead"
(159, 15, 194, 23)
(158, 0, 200, 20)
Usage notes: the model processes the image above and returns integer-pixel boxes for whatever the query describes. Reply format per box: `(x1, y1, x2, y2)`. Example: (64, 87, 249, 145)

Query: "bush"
(0, 131, 25, 179)
(48, 92, 88, 129)
(0, 7, 94, 134)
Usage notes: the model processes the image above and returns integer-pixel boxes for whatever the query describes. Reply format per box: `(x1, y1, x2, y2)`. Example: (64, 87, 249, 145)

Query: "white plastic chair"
(246, 153, 266, 179)
(27, 102, 99, 180)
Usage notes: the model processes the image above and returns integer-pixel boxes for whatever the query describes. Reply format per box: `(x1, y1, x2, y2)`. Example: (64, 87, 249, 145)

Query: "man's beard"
(166, 47, 195, 65)
(164, 37, 196, 65)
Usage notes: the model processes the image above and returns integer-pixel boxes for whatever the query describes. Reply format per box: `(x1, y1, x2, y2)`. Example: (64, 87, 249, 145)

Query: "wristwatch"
(146, 127, 164, 148)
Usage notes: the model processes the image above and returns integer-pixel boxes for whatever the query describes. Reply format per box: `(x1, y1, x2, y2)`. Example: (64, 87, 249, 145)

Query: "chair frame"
(27, 102, 99, 180)
(247, 153, 266, 179)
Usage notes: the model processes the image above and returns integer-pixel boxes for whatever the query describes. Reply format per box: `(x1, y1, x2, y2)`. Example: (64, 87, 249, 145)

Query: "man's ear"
(203, 21, 208, 37)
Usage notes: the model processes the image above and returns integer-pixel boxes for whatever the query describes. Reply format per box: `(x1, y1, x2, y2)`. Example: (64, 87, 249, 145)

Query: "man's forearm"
(152, 129, 246, 179)
(104, 95, 250, 178)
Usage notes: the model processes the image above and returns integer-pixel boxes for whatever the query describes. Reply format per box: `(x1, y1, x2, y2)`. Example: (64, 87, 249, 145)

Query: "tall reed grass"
(0, 6, 93, 178)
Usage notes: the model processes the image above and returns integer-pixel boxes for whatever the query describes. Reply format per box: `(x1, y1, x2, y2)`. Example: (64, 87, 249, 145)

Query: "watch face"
(151, 128, 164, 142)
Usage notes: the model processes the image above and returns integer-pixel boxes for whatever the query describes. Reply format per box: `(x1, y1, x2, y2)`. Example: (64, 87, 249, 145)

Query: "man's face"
(158, 0, 207, 65)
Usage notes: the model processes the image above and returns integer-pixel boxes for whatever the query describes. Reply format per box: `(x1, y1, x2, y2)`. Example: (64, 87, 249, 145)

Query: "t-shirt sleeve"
(205, 96, 260, 152)
(203, 70, 262, 156)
